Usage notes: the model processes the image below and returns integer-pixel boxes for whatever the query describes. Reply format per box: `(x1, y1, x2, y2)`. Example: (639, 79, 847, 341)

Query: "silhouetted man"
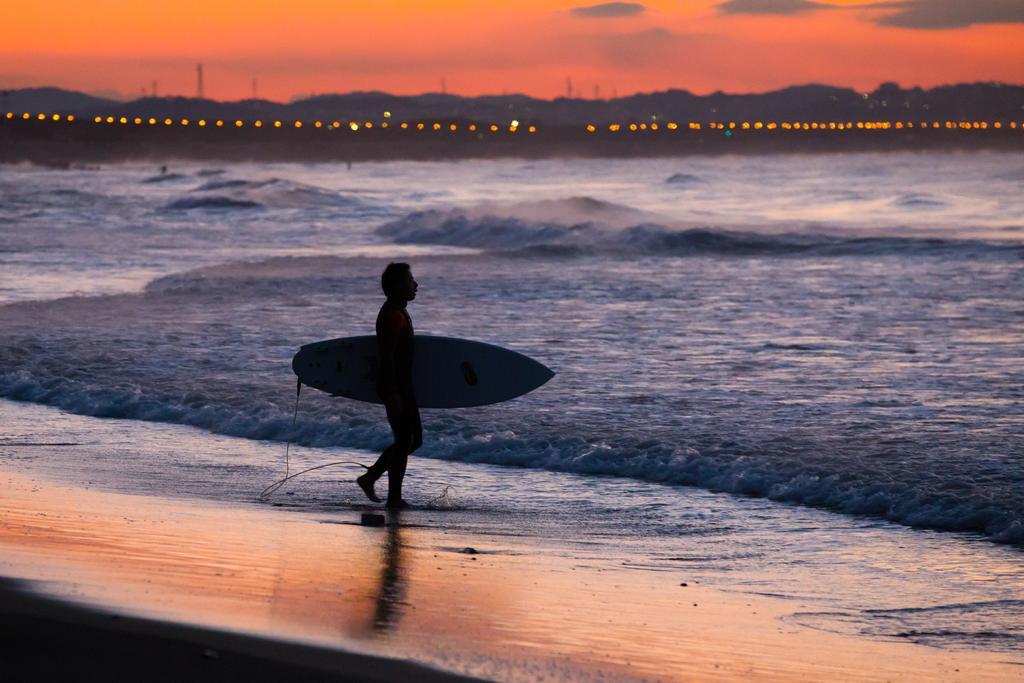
(357, 263, 421, 508)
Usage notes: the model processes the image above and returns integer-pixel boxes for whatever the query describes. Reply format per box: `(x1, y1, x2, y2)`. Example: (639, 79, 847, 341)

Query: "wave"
(665, 173, 703, 185)
(194, 178, 255, 192)
(141, 173, 188, 184)
(181, 177, 370, 211)
(378, 206, 1024, 259)
(891, 192, 946, 209)
(0, 369, 1020, 546)
(789, 599, 1024, 652)
(164, 196, 264, 211)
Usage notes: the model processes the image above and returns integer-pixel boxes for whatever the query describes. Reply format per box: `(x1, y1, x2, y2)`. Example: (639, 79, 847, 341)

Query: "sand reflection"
(370, 519, 406, 636)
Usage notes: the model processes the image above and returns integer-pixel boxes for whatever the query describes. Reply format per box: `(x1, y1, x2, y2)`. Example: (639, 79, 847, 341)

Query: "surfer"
(357, 262, 421, 508)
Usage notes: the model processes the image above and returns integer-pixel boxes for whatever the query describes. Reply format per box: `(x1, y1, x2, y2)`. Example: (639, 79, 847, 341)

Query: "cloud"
(716, 0, 1024, 28)
(570, 27, 709, 67)
(872, 0, 1024, 29)
(716, 0, 834, 15)
(571, 2, 646, 18)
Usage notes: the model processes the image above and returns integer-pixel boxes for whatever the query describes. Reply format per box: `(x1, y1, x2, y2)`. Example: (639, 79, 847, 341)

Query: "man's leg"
(386, 398, 420, 507)
(357, 396, 410, 503)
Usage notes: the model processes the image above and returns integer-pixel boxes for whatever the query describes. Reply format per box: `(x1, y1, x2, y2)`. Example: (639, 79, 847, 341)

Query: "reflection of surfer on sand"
(357, 263, 421, 509)
(370, 518, 406, 635)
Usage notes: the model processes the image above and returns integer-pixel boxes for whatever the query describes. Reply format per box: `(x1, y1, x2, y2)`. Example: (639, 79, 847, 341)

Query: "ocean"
(1, 152, 1022, 654)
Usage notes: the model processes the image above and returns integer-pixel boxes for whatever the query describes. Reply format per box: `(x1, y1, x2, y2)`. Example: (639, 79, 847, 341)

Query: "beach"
(2, 463, 1021, 681)
(2, 400, 1023, 681)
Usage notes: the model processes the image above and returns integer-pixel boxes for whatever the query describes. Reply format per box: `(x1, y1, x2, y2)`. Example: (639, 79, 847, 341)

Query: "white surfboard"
(292, 335, 554, 408)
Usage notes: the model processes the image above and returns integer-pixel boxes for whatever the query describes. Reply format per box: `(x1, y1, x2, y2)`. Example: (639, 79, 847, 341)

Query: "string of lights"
(3, 111, 1021, 133)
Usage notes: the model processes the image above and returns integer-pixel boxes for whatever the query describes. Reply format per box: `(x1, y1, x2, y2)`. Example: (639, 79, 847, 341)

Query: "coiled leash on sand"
(258, 378, 457, 509)
(257, 378, 369, 501)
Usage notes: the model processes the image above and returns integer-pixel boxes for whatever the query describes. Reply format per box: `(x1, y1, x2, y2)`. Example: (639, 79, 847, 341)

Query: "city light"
(8, 111, 1021, 142)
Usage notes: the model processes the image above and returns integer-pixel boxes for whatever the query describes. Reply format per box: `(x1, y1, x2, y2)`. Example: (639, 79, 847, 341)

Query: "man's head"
(381, 262, 418, 302)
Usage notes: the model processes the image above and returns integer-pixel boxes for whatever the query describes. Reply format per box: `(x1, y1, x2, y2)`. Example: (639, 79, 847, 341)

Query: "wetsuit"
(365, 300, 422, 502)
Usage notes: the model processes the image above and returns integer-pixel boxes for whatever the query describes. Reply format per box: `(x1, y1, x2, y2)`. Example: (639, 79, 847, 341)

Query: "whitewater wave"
(0, 369, 1020, 546)
(378, 204, 1024, 259)
(174, 177, 370, 211)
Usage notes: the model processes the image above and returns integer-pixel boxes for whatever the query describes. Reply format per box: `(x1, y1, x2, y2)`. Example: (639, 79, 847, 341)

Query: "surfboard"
(292, 335, 554, 408)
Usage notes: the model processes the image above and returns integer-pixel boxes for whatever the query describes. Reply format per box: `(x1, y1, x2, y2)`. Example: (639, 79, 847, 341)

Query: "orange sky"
(2, 1, 1022, 100)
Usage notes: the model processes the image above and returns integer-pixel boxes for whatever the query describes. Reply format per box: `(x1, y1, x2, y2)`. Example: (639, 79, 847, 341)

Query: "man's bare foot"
(356, 473, 381, 503)
(385, 498, 411, 510)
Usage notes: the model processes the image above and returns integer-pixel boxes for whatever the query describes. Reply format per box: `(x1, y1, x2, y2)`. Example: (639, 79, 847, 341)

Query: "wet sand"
(1, 467, 1020, 682)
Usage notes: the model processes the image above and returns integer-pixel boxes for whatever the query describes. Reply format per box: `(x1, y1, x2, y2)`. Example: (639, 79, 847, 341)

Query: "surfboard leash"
(258, 379, 371, 501)
(258, 378, 458, 509)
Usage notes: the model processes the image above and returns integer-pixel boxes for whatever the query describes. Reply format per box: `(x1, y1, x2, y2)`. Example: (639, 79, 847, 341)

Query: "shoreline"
(1, 463, 1021, 681)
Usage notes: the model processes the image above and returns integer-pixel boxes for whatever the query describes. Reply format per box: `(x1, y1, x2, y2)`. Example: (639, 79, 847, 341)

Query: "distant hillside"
(3, 82, 1023, 126)
(1, 87, 119, 114)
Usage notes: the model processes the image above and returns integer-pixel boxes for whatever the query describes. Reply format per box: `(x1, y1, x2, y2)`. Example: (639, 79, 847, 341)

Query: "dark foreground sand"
(0, 577, 473, 682)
